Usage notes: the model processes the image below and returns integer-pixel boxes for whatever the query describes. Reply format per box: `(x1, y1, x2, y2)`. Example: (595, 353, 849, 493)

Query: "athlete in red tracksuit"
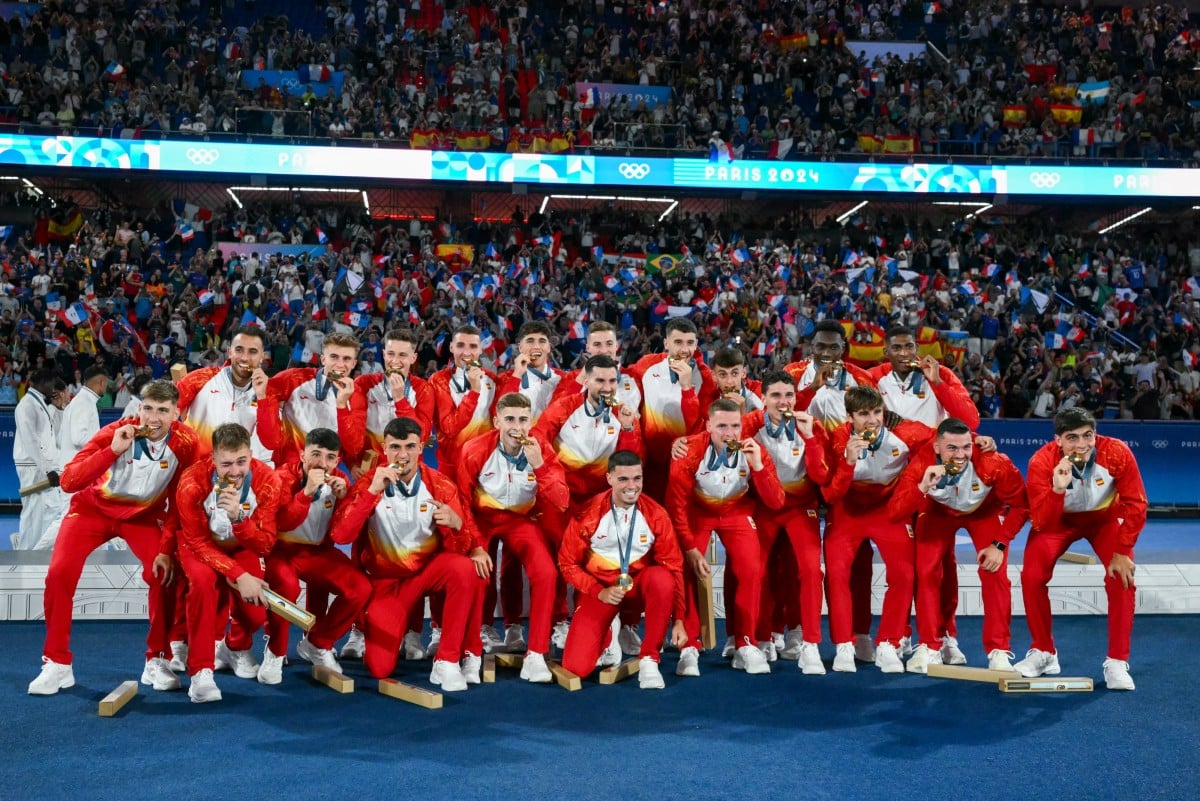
(867, 326, 982, 661)
(353, 328, 434, 465)
(711, 346, 765, 414)
(331, 416, 492, 691)
(457, 393, 570, 681)
(1014, 408, 1146, 690)
(559, 450, 689, 689)
(740, 370, 833, 674)
(494, 321, 565, 422)
(263, 331, 366, 467)
(666, 398, 786, 676)
(550, 320, 642, 412)
(28, 380, 200, 696)
(891, 418, 1028, 673)
(261, 428, 371, 683)
(822, 385, 933, 674)
(784, 320, 880, 660)
(176, 423, 283, 703)
(625, 317, 715, 502)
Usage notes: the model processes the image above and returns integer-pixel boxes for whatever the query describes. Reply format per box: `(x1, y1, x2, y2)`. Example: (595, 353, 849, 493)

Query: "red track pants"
(825, 505, 915, 647)
(264, 540, 371, 653)
(682, 512, 762, 649)
(179, 546, 267, 674)
(755, 508, 825, 644)
(561, 565, 675, 677)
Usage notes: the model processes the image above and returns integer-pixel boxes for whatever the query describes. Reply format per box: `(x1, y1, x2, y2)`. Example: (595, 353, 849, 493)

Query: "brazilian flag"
(646, 254, 685, 275)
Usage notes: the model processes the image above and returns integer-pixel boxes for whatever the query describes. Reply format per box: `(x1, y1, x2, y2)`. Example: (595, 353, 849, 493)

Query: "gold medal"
(616, 573, 634, 592)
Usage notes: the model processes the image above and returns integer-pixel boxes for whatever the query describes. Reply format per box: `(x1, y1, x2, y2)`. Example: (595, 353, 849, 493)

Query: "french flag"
(105, 61, 125, 79)
(843, 249, 861, 267)
(773, 265, 791, 282)
(1044, 332, 1067, 350)
(1186, 276, 1200, 296)
(301, 64, 333, 82)
(958, 280, 980, 298)
(484, 243, 500, 259)
(408, 305, 422, 325)
(314, 226, 328, 244)
(568, 321, 588, 339)
(342, 311, 368, 327)
(983, 263, 1000, 278)
(730, 248, 751, 266)
(177, 221, 194, 242)
(1184, 349, 1199, 368)
(1077, 254, 1092, 278)
(727, 274, 744, 290)
(604, 275, 623, 292)
(480, 328, 495, 351)
(579, 87, 599, 108)
(497, 313, 513, 333)
(292, 343, 320, 365)
(976, 231, 995, 248)
(767, 294, 787, 311)
(57, 302, 88, 327)
(198, 290, 215, 305)
(753, 336, 778, 357)
(240, 309, 266, 328)
(592, 245, 604, 262)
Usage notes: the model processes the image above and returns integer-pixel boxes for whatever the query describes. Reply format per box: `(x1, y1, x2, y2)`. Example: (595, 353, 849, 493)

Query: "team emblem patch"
(419, 503, 429, 512)
(971, 482, 981, 492)
(738, 470, 748, 477)
(891, 449, 900, 457)
(159, 461, 169, 469)
(607, 427, 616, 436)
(640, 533, 648, 544)
(1095, 478, 1105, 486)
(324, 500, 334, 509)
(792, 447, 801, 457)
(747, 516, 757, 530)
(807, 509, 818, 518)
(527, 473, 536, 482)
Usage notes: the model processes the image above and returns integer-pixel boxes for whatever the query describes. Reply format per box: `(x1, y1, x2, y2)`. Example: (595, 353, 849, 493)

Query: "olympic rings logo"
(618, 162, 651, 180)
(186, 148, 220, 165)
(1152, 440, 1169, 449)
(1028, 171, 1061, 189)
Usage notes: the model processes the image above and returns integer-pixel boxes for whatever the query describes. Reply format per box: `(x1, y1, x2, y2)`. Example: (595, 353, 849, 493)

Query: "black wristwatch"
(992, 540, 1007, 552)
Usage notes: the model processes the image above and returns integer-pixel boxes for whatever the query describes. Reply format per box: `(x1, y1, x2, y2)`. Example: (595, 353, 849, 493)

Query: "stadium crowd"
(3, 184, 1200, 421)
(0, 0, 1197, 159)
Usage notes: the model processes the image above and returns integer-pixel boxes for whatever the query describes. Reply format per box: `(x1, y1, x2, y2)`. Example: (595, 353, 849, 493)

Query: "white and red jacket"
(783, 359, 878, 429)
(428, 364, 498, 473)
(890, 445, 1029, 542)
(331, 463, 481, 579)
(496, 364, 565, 422)
(823, 421, 934, 511)
(265, 367, 366, 467)
(354, 371, 433, 458)
(741, 409, 832, 509)
(273, 461, 351, 546)
(455, 429, 570, 524)
(533, 392, 645, 500)
(1026, 435, 1147, 554)
(176, 456, 283, 581)
(176, 365, 282, 463)
(558, 490, 686, 620)
(666, 431, 786, 552)
(626, 353, 716, 454)
(551, 366, 643, 412)
(866, 363, 980, 429)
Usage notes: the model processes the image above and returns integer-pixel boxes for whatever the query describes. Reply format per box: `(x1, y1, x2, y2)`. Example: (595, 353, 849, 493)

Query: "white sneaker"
(188, 668, 222, 703)
(28, 657, 75, 695)
(675, 646, 701, 677)
(875, 643, 904, 674)
(618, 624, 643, 656)
(940, 634, 967, 665)
(480, 624, 504, 654)
(1014, 648, 1061, 678)
(905, 644, 943, 675)
(1102, 658, 1135, 691)
(550, 621, 570, 650)
(733, 641, 771, 675)
(721, 635, 735, 659)
(426, 627, 442, 659)
(519, 651, 553, 683)
(899, 635, 914, 659)
(169, 640, 188, 673)
(340, 626, 366, 660)
(297, 637, 342, 673)
(987, 649, 1016, 671)
(430, 659, 468, 691)
(757, 640, 778, 662)
(257, 648, 285, 685)
(833, 642, 857, 672)
(797, 641, 826, 675)
(596, 636, 622, 669)
(503, 624, 526, 654)
(401, 631, 426, 660)
(141, 657, 182, 691)
(780, 628, 805, 660)
(213, 639, 231, 671)
(215, 640, 259, 679)
(638, 657, 665, 689)
(462, 651, 482, 684)
(853, 633, 876, 663)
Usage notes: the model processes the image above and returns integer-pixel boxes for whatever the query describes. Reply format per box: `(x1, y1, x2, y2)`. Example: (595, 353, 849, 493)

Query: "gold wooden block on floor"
(1058, 551, 1100, 565)
(98, 680, 138, 717)
(378, 678, 443, 708)
(546, 659, 582, 691)
(482, 654, 496, 683)
(598, 658, 641, 685)
(999, 676, 1094, 693)
(698, 575, 717, 650)
(311, 665, 354, 693)
(926, 664, 1020, 683)
(493, 653, 525, 670)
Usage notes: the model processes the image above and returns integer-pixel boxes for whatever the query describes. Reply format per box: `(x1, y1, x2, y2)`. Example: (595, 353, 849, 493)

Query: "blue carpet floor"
(1, 617, 1195, 801)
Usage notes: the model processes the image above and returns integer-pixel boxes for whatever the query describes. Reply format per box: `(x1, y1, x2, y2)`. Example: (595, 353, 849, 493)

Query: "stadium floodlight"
(835, 200, 868, 224)
(1098, 207, 1152, 235)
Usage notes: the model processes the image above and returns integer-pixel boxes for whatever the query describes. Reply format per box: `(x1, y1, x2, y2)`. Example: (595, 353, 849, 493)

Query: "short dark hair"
(30, 368, 57, 394)
(305, 427, 341, 452)
(587, 321, 616, 338)
(584, 354, 618, 373)
(844, 385, 884, 414)
(607, 449, 642, 472)
(713, 347, 745, 369)
(384, 416, 423, 441)
(1054, 407, 1096, 434)
(760, 369, 796, 394)
(665, 317, 698, 337)
(453, 324, 481, 339)
(141, 379, 179, 404)
(709, 398, 741, 415)
(518, 321, 553, 341)
(212, 422, 252, 453)
(813, 320, 846, 341)
(231, 324, 269, 350)
(82, 365, 109, 383)
(936, 418, 972, 438)
(885, 325, 915, 343)
(384, 328, 418, 348)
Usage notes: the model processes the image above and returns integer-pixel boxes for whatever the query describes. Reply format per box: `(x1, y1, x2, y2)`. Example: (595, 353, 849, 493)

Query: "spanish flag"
(882, 135, 916, 154)
(917, 326, 943, 360)
(410, 129, 437, 149)
(858, 133, 884, 153)
(1050, 104, 1083, 125)
(1002, 105, 1028, 127)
